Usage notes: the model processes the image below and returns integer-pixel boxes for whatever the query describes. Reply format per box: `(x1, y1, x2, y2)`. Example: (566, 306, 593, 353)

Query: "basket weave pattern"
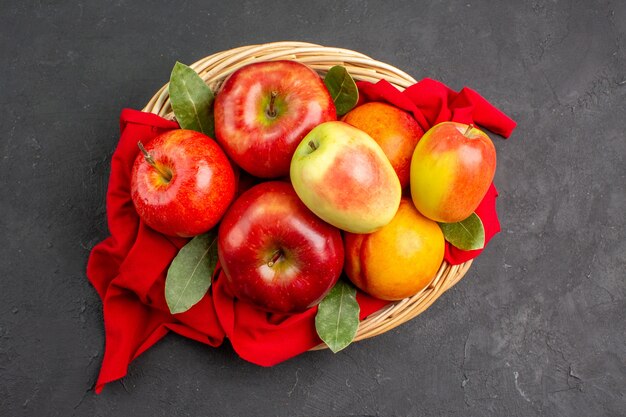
(143, 41, 473, 350)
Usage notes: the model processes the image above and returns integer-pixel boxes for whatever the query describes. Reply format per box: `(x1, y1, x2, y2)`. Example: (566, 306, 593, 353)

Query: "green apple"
(290, 121, 401, 233)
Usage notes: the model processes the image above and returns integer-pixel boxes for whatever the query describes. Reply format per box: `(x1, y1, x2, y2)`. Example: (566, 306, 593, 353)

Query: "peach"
(342, 102, 424, 188)
(344, 198, 445, 301)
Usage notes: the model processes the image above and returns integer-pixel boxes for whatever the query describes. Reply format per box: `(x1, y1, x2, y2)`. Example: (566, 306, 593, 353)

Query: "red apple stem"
(463, 124, 474, 137)
(137, 141, 172, 182)
(308, 140, 317, 151)
(267, 249, 282, 267)
(267, 91, 278, 118)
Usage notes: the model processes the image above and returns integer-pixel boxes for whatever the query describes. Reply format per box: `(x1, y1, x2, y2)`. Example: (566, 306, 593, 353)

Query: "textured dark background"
(1, 0, 625, 416)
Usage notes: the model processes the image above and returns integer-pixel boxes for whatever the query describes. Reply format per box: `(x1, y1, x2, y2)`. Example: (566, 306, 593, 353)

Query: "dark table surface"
(1, 1, 625, 416)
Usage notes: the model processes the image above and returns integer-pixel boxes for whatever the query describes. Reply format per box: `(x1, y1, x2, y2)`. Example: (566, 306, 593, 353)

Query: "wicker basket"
(143, 41, 473, 350)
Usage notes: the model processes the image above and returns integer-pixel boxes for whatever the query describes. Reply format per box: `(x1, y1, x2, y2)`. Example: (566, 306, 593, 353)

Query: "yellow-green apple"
(214, 60, 336, 178)
(217, 181, 344, 313)
(344, 198, 445, 300)
(290, 121, 401, 234)
(130, 129, 236, 237)
(342, 102, 424, 188)
(410, 122, 496, 223)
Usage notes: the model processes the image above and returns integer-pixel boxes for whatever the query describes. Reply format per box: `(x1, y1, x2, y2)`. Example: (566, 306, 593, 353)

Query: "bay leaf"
(439, 213, 485, 251)
(323, 65, 359, 116)
(169, 61, 215, 137)
(315, 280, 360, 353)
(165, 231, 217, 314)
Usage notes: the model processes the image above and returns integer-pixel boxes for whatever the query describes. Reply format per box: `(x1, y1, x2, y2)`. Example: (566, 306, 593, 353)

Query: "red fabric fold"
(87, 79, 515, 392)
(357, 79, 517, 138)
(444, 183, 501, 264)
(212, 270, 389, 366)
(86, 110, 225, 394)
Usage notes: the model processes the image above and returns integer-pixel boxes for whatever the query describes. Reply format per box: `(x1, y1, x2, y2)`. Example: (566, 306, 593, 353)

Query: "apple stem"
(267, 249, 282, 267)
(267, 91, 278, 118)
(137, 141, 172, 182)
(463, 124, 474, 137)
(308, 140, 317, 151)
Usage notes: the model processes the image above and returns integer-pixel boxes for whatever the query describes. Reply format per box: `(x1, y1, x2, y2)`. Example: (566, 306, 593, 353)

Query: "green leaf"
(169, 61, 215, 137)
(165, 231, 217, 314)
(315, 280, 360, 353)
(439, 213, 485, 251)
(323, 65, 359, 116)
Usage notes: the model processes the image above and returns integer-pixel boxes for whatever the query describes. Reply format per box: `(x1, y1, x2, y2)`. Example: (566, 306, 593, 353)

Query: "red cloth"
(357, 78, 516, 138)
(87, 110, 226, 393)
(87, 79, 515, 393)
(212, 274, 388, 366)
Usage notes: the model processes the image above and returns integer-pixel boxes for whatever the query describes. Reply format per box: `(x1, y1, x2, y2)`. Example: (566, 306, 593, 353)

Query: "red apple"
(214, 60, 336, 178)
(130, 129, 236, 237)
(410, 122, 496, 223)
(217, 181, 344, 313)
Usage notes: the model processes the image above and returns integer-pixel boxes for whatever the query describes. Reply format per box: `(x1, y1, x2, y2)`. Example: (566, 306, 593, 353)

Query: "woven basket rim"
(143, 41, 473, 350)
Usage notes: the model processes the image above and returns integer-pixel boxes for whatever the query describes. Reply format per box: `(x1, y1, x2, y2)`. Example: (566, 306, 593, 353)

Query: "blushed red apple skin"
(217, 181, 344, 314)
(214, 60, 336, 178)
(130, 129, 236, 237)
(410, 122, 496, 223)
